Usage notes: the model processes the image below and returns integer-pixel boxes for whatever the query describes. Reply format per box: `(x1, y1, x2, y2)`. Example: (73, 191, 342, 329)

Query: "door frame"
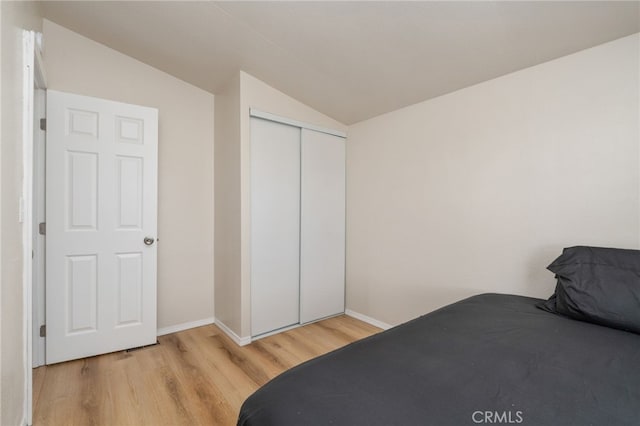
(32, 85, 46, 367)
(22, 29, 47, 426)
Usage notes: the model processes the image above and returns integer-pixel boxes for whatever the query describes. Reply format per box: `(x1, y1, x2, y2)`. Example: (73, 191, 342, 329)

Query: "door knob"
(144, 237, 155, 246)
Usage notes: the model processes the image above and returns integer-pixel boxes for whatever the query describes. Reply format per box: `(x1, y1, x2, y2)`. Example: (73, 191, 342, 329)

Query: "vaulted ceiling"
(40, 1, 640, 124)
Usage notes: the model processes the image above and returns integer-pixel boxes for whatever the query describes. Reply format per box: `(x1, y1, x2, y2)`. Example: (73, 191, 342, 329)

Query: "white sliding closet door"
(250, 118, 301, 336)
(300, 129, 346, 324)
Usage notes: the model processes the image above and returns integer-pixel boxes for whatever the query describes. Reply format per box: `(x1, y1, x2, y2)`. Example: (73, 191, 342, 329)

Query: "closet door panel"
(300, 129, 346, 324)
(250, 118, 301, 336)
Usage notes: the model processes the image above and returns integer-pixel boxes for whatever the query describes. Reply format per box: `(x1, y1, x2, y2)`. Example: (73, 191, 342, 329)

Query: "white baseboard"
(214, 318, 252, 346)
(345, 309, 392, 330)
(157, 317, 215, 337)
(251, 323, 301, 341)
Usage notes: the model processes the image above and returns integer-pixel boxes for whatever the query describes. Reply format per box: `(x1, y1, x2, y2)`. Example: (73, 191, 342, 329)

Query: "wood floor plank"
(161, 331, 237, 425)
(33, 315, 381, 426)
(32, 365, 47, 413)
(104, 353, 147, 426)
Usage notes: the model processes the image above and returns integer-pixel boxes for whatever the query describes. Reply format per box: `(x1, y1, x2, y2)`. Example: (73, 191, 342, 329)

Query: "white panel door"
(300, 129, 346, 324)
(46, 90, 158, 364)
(250, 117, 301, 336)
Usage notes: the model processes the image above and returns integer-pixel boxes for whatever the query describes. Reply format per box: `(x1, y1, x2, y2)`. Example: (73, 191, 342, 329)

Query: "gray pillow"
(538, 246, 640, 334)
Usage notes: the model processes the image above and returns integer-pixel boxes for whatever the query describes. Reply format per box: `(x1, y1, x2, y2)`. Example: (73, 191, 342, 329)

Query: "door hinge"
(39, 222, 46, 235)
(39, 118, 46, 131)
(39, 324, 46, 338)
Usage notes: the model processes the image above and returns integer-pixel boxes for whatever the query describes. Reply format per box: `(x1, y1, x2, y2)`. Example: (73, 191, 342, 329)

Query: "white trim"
(156, 317, 215, 337)
(345, 309, 393, 330)
(214, 318, 252, 346)
(300, 311, 344, 327)
(250, 108, 347, 138)
(252, 312, 345, 341)
(251, 322, 301, 341)
(22, 30, 36, 426)
(32, 30, 46, 368)
(34, 44, 47, 89)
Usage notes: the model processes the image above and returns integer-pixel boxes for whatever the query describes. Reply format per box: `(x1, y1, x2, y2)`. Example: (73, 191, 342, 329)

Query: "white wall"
(214, 73, 241, 335)
(42, 20, 215, 330)
(346, 34, 640, 326)
(1, 2, 42, 425)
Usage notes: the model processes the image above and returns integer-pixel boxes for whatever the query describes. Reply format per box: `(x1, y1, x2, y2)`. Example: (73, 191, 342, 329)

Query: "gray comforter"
(238, 294, 640, 426)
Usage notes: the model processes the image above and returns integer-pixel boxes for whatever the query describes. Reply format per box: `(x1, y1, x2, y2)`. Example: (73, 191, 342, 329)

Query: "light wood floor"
(33, 315, 381, 426)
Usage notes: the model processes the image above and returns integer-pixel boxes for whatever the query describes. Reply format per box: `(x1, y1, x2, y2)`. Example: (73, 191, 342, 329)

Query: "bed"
(238, 247, 640, 426)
